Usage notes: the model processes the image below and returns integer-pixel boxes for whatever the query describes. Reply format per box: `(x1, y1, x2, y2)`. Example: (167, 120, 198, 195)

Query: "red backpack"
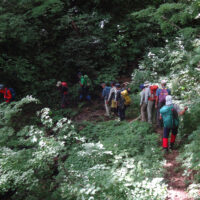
(148, 85, 158, 101)
(61, 82, 68, 87)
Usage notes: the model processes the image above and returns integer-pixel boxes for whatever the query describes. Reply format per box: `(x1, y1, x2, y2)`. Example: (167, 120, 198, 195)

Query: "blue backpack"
(8, 88, 16, 101)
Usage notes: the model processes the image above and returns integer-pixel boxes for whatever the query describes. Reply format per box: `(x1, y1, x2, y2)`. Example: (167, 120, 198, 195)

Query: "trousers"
(162, 127, 178, 148)
(147, 100, 156, 123)
(141, 103, 147, 122)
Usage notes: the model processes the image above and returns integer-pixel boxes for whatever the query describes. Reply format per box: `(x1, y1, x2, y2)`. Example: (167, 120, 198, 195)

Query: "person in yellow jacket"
(116, 83, 131, 121)
(107, 82, 117, 115)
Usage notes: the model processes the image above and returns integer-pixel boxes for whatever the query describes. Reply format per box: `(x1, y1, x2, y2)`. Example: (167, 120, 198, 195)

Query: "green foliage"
(0, 97, 79, 199)
(178, 125, 200, 199)
(180, 100, 200, 138)
(58, 120, 167, 200)
(0, 98, 167, 199)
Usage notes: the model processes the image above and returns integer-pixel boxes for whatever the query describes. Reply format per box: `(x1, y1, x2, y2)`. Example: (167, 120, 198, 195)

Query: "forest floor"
(75, 101, 194, 199)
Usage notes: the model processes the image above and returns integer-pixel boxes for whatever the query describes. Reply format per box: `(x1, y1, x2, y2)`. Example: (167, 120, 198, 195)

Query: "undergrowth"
(0, 97, 167, 200)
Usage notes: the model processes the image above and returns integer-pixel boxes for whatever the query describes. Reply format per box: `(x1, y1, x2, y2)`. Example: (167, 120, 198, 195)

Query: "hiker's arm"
(178, 107, 188, 116)
(107, 89, 113, 102)
(0, 89, 4, 94)
(140, 91, 144, 106)
(155, 89, 159, 108)
(102, 89, 105, 99)
(144, 88, 149, 104)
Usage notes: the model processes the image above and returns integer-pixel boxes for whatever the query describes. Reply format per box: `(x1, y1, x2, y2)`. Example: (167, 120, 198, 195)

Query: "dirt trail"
(75, 100, 194, 200)
(156, 128, 193, 200)
(74, 100, 111, 122)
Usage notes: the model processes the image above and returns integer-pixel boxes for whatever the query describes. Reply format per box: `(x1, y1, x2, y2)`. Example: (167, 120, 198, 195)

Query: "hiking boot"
(169, 143, 174, 150)
(163, 148, 169, 154)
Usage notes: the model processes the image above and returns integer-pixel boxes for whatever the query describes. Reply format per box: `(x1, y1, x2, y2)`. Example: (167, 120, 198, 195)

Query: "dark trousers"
(162, 127, 178, 148)
(61, 94, 68, 108)
(118, 106, 126, 121)
(80, 87, 91, 101)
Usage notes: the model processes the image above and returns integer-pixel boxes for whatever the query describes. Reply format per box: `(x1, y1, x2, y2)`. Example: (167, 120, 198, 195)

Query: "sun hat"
(166, 95, 173, 106)
(161, 80, 167, 84)
(0, 84, 4, 89)
(56, 81, 62, 87)
(115, 83, 120, 88)
(144, 81, 150, 87)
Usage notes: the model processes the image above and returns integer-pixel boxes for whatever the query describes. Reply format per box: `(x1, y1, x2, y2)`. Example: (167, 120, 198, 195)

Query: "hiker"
(140, 81, 150, 122)
(107, 82, 117, 115)
(155, 80, 171, 127)
(147, 84, 158, 124)
(0, 84, 15, 103)
(78, 72, 92, 102)
(101, 83, 111, 116)
(116, 83, 128, 121)
(56, 81, 68, 108)
(160, 95, 188, 152)
(121, 83, 131, 107)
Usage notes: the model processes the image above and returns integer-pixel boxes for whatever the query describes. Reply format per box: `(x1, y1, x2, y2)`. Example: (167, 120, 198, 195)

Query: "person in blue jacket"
(101, 83, 111, 117)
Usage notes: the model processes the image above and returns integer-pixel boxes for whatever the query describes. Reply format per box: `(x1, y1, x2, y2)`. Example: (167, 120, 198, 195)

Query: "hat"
(161, 80, 167, 84)
(166, 95, 172, 106)
(144, 81, 150, 87)
(115, 83, 120, 88)
(56, 81, 62, 87)
(0, 84, 4, 89)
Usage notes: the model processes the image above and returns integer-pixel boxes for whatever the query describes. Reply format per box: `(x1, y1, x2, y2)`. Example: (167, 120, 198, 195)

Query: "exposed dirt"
(156, 128, 193, 200)
(74, 100, 111, 122)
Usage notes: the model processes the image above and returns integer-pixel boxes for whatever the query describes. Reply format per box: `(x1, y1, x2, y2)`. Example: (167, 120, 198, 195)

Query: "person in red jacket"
(0, 84, 12, 103)
(56, 81, 68, 108)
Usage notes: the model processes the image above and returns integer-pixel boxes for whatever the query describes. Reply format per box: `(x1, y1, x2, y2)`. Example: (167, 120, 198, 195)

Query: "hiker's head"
(144, 81, 150, 87)
(56, 81, 62, 87)
(115, 83, 121, 89)
(0, 84, 5, 90)
(101, 83, 106, 88)
(110, 82, 115, 87)
(122, 83, 126, 88)
(77, 72, 82, 79)
(106, 82, 110, 87)
(166, 95, 173, 106)
(161, 80, 167, 88)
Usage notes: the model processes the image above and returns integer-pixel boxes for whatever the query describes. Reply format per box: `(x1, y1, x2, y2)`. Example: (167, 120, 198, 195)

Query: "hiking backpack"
(159, 88, 169, 103)
(82, 75, 91, 87)
(121, 90, 131, 106)
(160, 105, 179, 128)
(6, 88, 16, 101)
(104, 87, 111, 100)
(61, 82, 68, 87)
(149, 85, 158, 101)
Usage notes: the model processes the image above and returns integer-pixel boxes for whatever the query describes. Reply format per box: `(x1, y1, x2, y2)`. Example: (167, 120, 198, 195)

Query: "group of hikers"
(56, 72, 92, 108)
(101, 82, 131, 121)
(0, 75, 188, 153)
(140, 80, 188, 152)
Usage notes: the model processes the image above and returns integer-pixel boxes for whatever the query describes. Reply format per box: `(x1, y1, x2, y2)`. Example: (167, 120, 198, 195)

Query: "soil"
(156, 128, 194, 200)
(74, 100, 111, 122)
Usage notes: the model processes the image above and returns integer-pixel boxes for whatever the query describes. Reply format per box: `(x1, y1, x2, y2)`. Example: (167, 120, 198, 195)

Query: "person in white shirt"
(140, 81, 150, 122)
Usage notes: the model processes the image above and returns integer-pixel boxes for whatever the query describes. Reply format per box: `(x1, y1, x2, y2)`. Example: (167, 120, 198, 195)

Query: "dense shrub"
(0, 98, 167, 200)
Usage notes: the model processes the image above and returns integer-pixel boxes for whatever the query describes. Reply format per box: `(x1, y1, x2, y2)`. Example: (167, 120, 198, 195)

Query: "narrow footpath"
(156, 128, 193, 200)
(74, 103, 194, 200)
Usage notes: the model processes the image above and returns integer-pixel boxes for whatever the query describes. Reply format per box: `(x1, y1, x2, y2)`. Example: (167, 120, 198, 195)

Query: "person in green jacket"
(78, 72, 91, 102)
(160, 95, 188, 152)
